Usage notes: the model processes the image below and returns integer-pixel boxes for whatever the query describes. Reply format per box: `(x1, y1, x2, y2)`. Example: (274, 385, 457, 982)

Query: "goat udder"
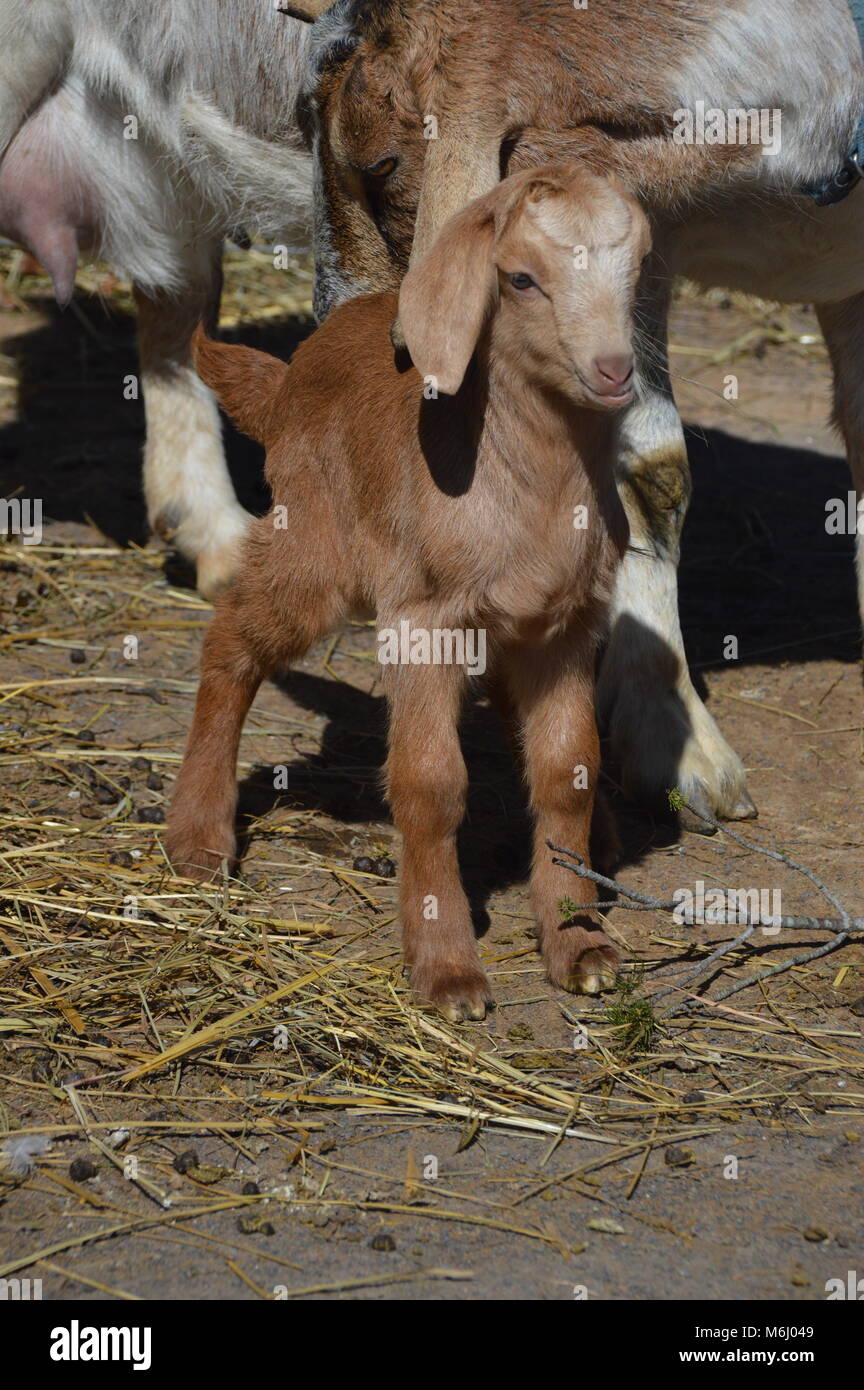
(0, 134, 99, 304)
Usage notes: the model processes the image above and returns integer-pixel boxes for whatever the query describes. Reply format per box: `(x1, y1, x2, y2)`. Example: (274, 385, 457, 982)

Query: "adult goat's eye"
(509, 272, 537, 291)
(366, 155, 398, 178)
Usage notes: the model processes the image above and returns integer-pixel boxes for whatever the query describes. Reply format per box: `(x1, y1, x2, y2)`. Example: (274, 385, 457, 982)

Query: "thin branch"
(546, 789, 859, 1016)
(547, 846, 864, 933)
(667, 794, 850, 930)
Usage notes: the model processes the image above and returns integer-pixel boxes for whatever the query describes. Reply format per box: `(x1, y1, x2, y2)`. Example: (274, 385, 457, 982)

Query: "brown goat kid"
(166, 163, 650, 1021)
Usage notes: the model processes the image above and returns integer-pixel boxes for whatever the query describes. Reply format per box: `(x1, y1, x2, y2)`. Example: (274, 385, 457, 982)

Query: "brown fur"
(305, 0, 754, 313)
(167, 163, 649, 1020)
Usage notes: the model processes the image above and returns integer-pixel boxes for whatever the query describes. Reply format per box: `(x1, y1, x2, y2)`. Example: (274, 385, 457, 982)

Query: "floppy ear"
(398, 200, 497, 395)
(409, 125, 503, 267)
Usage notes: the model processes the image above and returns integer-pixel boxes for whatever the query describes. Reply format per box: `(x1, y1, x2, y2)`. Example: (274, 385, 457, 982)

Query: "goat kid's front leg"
(506, 639, 620, 995)
(385, 657, 493, 1022)
(135, 241, 253, 600)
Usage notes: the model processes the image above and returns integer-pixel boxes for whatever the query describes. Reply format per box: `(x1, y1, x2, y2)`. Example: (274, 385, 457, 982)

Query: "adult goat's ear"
(276, 2, 333, 21)
(387, 120, 502, 353)
(398, 199, 496, 396)
(409, 124, 503, 267)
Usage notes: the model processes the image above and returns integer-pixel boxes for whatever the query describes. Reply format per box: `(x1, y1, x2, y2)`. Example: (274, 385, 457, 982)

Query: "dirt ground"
(0, 253, 862, 1302)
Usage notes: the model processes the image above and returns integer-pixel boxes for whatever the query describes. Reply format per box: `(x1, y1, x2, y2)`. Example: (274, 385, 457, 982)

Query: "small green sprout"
(605, 967, 656, 1055)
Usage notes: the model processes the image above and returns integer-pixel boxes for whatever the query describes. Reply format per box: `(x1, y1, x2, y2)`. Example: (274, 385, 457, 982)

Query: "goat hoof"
(601, 671, 753, 828)
(441, 995, 494, 1023)
(727, 789, 758, 821)
(545, 931, 620, 995)
(166, 828, 235, 882)
(676, 778, 758, 832)
(567, 947, 619, 995)
(411, 960, 495, 1022)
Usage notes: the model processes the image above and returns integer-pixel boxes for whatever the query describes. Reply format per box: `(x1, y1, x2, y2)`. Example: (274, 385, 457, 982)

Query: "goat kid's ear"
(398, 203, 496, 396)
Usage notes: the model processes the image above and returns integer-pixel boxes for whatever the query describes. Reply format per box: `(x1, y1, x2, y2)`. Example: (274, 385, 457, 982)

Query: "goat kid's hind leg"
(168, 514, 340, 879)
(598, 268, 754, 831)
(135, 240, 253, 601)
(385, 658, 493, 1022)
(504, 638, 619, 996)
(817, 294, 864, 638)
(166, 593, 264, 880)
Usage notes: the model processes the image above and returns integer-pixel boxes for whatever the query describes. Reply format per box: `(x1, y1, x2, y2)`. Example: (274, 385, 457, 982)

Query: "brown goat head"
(301, 0, 752, 320)
(399, 164, 651, 401)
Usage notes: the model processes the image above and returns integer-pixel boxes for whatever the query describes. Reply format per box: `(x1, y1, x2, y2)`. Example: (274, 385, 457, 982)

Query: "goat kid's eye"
(508, 272, 537, 292)
(366, 155, 398, 178)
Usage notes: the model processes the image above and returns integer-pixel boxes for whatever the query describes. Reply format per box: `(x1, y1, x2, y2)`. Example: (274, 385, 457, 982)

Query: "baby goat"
(167, 163, 650, 1021)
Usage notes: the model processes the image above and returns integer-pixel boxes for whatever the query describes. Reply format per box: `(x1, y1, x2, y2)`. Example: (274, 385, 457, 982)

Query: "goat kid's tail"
(191, 326, 285, 446)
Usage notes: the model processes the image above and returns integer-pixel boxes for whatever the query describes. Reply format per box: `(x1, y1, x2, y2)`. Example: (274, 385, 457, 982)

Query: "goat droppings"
(173, 1148, 199, 1174)
(69, 1157, 98, 1182)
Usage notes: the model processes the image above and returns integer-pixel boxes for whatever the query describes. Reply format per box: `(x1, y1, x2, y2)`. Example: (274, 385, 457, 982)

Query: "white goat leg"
(134, 246, 253, 599)
(598, 388, 754, 829)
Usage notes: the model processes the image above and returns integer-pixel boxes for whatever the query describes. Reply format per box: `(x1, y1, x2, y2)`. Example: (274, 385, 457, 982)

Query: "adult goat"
(0, 0, 313, 596)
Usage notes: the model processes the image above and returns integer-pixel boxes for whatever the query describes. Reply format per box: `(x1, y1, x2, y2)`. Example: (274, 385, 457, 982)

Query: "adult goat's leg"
(135, 240, 253, 600)
(597, 257, 755, 830)
(817, 293, 864, 636)
(385, 651, 493, 1021)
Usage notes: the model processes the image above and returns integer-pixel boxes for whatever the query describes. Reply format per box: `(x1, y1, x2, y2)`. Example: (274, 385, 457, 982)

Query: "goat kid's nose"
(591, 353, 634, 393)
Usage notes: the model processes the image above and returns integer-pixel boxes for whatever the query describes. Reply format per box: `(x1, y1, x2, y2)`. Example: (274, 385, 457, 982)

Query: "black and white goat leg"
(134, 241, 253, 600)
(597, 249, 755, 830)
